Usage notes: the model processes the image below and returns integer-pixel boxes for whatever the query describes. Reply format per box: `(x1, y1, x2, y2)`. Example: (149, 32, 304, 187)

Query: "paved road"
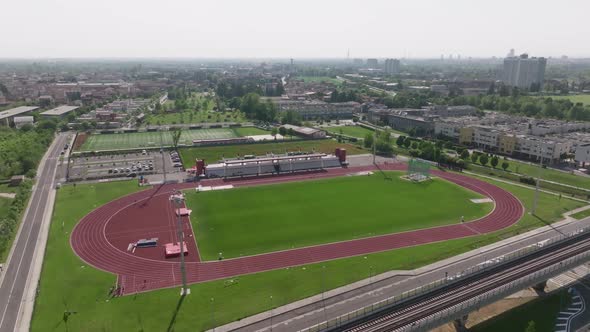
(0, 133, 67, 332)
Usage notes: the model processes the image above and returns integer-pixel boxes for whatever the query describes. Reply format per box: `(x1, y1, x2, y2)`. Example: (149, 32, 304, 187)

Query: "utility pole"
(172, 190, 189, 295)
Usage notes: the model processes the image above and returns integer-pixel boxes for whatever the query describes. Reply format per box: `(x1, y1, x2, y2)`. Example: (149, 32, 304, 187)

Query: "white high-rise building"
(503, 54, 546, 91)
(384, 58, 400, 75)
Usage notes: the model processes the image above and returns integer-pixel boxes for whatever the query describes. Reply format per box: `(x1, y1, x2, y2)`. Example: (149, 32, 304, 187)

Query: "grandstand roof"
(223, 153, 328, 165)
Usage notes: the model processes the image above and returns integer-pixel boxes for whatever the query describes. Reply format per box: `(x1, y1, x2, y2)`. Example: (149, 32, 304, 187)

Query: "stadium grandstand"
(192, 137, 253, 146)
(203, 153, 343, 178)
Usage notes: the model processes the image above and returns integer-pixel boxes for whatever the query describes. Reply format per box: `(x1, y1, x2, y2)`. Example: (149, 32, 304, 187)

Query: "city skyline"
(1, 0, 589, 59)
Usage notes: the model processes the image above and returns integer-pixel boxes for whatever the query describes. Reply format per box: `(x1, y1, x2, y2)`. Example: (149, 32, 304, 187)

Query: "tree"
(396, 135, 406, 147)
(491, 155, 499, 168)
(278, 126, 287, 137)
(171, 128, 182, 149)
(287, 128, 295, 139)
(502, 161, 509, 171)
(271, 127, 278, 140)
(403, 138, 411, 148)
(460, 149, 470, 160)
(479, 154, 489, 166)
(364, 133, 374, 148)
(471, 153, 479, 164)
(411, 141, 419, 149)
(525, 321, 536, 332)
(375, 139, 393, 155)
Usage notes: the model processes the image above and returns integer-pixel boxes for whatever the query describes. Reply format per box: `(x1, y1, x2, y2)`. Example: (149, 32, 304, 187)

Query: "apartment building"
(514, 135, 572, 163)
(384, 59, 400, 75)
(503, 54, 546, 90)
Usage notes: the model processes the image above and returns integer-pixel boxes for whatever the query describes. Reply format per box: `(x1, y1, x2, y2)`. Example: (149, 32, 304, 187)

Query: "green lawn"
(507, 160, 590, 190)
(466, 162, 590, 198)
(188, 172, 492, 260)
(549, 94, 590, 106)
(179, 140, 366, 166)
(78, 129, 239, 151)
(324, 125, 376, 138)
(571, 208, 590, 220)
(0, 197, 12, 220)
(298, 76, 343, 86)
(0, 183, 18, 193)
(471, 290, 570, 332)
(31, 173, 584, 332)
(232, 127, 269, 136)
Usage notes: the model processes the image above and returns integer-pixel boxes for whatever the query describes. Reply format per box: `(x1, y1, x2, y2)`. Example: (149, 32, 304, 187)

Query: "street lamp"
(210, 297, 215, 331)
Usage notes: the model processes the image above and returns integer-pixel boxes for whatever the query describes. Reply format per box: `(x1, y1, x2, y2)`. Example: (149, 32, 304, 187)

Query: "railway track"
(335, 231, 590, 332)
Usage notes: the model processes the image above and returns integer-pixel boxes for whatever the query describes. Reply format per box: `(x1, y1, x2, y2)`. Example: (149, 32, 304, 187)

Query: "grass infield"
(187, 172, 493, 260)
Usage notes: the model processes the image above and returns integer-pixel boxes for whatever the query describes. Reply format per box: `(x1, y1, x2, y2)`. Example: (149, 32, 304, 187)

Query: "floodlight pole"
(373, 126, 377, 164)
(174, 192, 188, 295)
(532, 145, 543, 215)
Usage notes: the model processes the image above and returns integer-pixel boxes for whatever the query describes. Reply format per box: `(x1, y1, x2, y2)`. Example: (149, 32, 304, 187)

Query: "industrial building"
(0, 106, 38, 126)
(40, 105, 80, 119)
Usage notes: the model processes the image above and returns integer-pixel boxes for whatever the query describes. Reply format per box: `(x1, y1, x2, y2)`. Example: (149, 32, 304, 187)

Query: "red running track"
(70, 163, 524, 294)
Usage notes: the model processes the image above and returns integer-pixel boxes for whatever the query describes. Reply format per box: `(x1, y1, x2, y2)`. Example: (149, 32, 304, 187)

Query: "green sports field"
(187, 172, 493, 260)
(324, 125, 375, 138)
(548, 94, 590, 106)
(78, 127, 268, 151)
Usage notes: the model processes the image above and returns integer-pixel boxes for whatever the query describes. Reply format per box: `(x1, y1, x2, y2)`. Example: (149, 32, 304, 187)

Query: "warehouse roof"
(0, 106, 38, 120)
(40, 105, 79, 116)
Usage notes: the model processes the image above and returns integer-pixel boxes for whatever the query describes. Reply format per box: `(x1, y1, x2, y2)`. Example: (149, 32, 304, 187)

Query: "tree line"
(380, 90, 590, 121)
(0, 124, 55, 179)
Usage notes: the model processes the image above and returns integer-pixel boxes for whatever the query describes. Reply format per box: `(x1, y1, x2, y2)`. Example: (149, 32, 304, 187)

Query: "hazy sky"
(2, 0, 588, 59)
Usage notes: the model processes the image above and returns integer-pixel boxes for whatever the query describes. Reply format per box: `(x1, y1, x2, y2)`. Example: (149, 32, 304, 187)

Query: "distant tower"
(290, 58, 294, 66)
(347, 48, 350, 61)
(441, 54, 444, 61)
(508, 48, 515, 57)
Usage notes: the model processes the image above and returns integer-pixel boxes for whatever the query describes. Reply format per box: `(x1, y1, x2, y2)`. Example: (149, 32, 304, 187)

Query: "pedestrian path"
(555, 288, 585, 332)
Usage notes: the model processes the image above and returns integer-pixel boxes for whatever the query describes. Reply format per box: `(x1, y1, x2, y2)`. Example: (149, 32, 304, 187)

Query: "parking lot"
(68, 149, 187, 182)
(68, 151, 154, 181)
